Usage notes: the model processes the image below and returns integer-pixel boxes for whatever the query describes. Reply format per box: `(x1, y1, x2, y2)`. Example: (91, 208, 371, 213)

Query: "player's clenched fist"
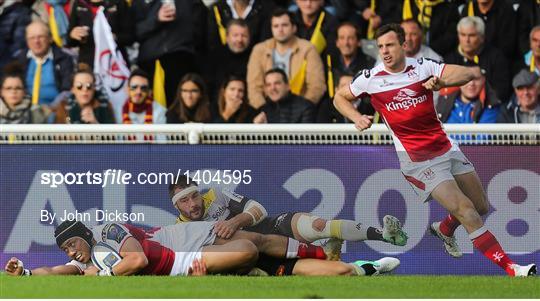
(422, 76, 442, 91)
(353, 115, 374, 131)
(5, 257, 23, 276)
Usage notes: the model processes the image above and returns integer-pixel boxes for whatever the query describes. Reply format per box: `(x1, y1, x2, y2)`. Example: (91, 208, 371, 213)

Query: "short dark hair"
(128, 68, 150, 84)
(271, 7, 296, 27)
(337, 21, 360, 40)
(375, 23, 405, 45)
(226, 18, 249, 32)
(264, 68, 288, 83)
(400, 18, 423, 33)
(168, 175, 197, 200)
(1, 62, 26, 89)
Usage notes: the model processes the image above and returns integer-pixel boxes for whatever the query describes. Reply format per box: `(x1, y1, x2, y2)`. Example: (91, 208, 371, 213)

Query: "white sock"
(286, 238, 299, 259)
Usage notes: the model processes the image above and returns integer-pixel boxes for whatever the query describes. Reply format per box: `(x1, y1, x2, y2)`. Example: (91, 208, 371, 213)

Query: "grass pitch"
(1, 274, 538, 298)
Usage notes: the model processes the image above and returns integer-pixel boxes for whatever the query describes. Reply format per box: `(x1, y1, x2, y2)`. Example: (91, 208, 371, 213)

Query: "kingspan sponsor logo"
(385, 88, 427, 111)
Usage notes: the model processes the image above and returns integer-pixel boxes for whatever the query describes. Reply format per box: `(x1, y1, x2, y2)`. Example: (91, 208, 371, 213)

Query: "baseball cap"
(512, 69, 539, 89)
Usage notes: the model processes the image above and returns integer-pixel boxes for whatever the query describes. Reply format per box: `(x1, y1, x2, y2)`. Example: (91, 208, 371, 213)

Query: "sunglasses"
(129, 84, 149, 92)
(74, 82, 94, 91)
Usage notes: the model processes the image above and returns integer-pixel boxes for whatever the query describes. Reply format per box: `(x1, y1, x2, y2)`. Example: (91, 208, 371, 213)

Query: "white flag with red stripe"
(93, 6, 130, 123)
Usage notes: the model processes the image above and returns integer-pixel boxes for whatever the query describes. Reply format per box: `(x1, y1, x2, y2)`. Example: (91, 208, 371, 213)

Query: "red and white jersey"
(67, 223, 176, 275)
(349, 57, 451, 162)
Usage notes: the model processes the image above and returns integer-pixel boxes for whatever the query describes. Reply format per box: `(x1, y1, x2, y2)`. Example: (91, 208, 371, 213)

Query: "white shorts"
(169, 251, 203, 276)
(149, 222, 217, 252)
(401, 141, 475, 202)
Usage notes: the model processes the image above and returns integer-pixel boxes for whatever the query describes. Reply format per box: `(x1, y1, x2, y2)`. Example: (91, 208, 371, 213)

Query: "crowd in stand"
(0, 0, 539, 124)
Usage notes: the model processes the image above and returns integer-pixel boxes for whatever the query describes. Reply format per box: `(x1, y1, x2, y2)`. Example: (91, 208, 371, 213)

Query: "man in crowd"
(498, 70, 540, 123)
(436, 70, 500, 124)
(253, 68, 316, 123)
(247, 8, 325, 109)
(17, 21, 73, 107)
(121, 69, 166, 124)
(206, 19, 252, 102)
(445, 16, 511, 102)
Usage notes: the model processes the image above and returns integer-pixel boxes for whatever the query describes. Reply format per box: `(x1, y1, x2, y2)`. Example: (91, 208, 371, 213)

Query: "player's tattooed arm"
(115, 237, 148, 276)
(4, 257, 81, 276)
(425, 65, 482, 90)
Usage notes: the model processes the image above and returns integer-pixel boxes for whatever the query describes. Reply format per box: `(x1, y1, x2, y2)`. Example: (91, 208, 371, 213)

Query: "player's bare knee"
(458, 205, 482, 226)
(237, 240, 259, 264)
(312, 218, 327, 232)
(248, 232, 265, 248)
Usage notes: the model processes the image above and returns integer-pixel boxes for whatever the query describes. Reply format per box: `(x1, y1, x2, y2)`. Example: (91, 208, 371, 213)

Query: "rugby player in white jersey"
(5, 220, 400, 277)
(169, 176, 408, 251)
(333, 23, 536, 277)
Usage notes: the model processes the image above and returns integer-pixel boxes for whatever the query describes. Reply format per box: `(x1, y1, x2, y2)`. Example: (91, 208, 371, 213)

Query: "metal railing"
(0, 124, 538, 145)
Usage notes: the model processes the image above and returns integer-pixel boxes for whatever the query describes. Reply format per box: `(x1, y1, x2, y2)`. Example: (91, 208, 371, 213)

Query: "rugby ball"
(91, 241, 122, 271)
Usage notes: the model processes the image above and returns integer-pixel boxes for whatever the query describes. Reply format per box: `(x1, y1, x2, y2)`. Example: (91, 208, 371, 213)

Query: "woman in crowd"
(55, 64, 115, 124)
(214, 75, 258, 123)
(166, 73, 212, 123)
(0, 64, 49, 124)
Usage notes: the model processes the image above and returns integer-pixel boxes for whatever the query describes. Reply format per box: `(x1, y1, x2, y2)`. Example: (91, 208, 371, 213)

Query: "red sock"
(439, 214, 461, 237)
(471, 229, 516, 275)
(297, 243, 327, 260)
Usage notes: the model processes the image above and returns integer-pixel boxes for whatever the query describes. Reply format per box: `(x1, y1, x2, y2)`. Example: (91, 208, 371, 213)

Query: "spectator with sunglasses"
(121, 69, 166, 124)
(55, 63, 114, 124)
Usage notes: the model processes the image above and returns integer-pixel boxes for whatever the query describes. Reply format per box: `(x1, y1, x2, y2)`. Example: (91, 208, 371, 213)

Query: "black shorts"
(256, 254, 298, 276)
(244, 212, 295, 238)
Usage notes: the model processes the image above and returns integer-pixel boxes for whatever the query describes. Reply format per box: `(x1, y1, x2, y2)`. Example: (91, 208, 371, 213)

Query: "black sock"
(366, 227, 385, 241)
(361, 263, 377, 276)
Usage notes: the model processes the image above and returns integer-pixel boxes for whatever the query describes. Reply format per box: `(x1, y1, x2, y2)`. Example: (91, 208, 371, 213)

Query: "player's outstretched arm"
(114, 237, 148, 276)
(425, 65, 482, 90)
(333, 86, 373, 131)
(4, 257, 81, 276)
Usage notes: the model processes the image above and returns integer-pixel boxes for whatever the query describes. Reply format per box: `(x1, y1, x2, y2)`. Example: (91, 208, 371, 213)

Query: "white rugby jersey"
(349, 57, 452, 162)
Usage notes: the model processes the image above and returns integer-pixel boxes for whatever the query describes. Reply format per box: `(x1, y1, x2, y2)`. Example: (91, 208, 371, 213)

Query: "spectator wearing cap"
(445, 16, 511, 102)
(436, 70, 500, 124)
(497, 70, 540, 123)
(122, 69, 166, 124)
